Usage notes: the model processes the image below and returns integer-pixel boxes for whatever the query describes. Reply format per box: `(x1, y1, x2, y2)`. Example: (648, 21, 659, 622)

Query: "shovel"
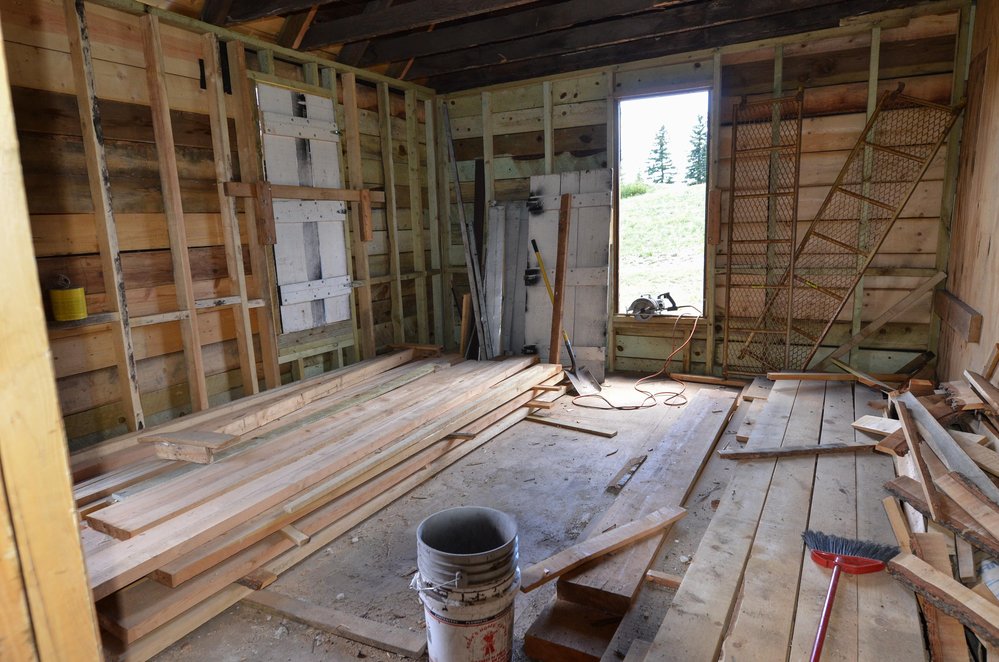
(531, 239, 602, 396)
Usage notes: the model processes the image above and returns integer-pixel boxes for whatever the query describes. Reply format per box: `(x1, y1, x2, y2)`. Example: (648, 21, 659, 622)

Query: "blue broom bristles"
(801, 530, 899, 563)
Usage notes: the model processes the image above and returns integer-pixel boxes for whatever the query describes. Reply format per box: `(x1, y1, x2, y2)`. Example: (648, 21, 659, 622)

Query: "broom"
(802, 530, 899, 662)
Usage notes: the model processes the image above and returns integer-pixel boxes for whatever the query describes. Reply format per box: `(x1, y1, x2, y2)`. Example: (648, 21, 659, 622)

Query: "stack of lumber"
(71, 350, 564, 660)
(522, 387, 739, 661)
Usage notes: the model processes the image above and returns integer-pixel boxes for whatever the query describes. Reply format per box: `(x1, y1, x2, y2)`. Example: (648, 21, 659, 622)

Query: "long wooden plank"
(242, 590, 426, 657)
(73, 459, 178, 506)
(525, 415, 617, 438)
(895, 391, 999, 502)
(555, 388, 738, 614)
(521, 506, 686, 592)
(934, 472, 999, 539)
(886, 476, 999, 557)
(646, 380, 801, 660)
(718, 441, 872, 459)
(0, 22, 103, 656)
(789, 382, 858, 661)
(934, 289, 983, 342)
(888, 552, 999, 648)
(721, 381, 828, 658)
(853, 386, 925, 662)
(202, 32, 257, 396)
(549, 193, 571, 365)
(405, 89, 429, 344)
(817, 271, 946, 368)
(86, 362, 553, 599)
(141, 14, 208, 411)
(912, 532, 972, 661)
(341, 73, 376, 358)
(896, 401, 943, 520)
(378, 81, 404, 344)
(230, 42, 280, 387)
(63, 0, 143, 430)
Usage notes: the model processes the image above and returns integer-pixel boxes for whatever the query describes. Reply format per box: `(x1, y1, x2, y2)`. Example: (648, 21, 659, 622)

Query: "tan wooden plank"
(378, 82, 404, 344)
(405, 89, 429, 344)
(645, 569, 683, 590)
(934, 472, 999, 539)
(342, 73, 376, 358)
(886, 476, 999, 557)
(63, 0, 144, 431)
(719, 441, 873, 459)
(888, 552, 999, 648)
(141, 14, 207, 411)
(735, 397, 766, 442)
(230, 42, 281, 388)
(0, 23, 102, 655)
(521, 505, 686, 592)
(202, 32, 257, 396)
(0, 470, 39, 662)
(721, 381, 829, 659)
(242, 590, 426, 657)
(913, 531, 972, 661)
(934, 289, 983, 342)
(555, 388, 738, 614)
(965, 369, 999, 411)
(646, 380, 802, 660)
(742, 376, 773, 401)
(524, 414, 617, 438)
(73, 459, 178, 506)
(853, 386, 925, 662)
(897, 401, 944, 520)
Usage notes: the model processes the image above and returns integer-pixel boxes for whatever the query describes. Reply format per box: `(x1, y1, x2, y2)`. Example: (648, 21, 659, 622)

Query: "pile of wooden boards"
(867, 366, 999, 656)
(521, 387, 739, 660)
(70, 349, 564, 660)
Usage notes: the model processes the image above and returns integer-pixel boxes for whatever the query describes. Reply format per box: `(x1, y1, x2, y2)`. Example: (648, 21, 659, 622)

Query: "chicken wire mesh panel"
(735, 90, 961, 372)
(722, 94, 803, 376)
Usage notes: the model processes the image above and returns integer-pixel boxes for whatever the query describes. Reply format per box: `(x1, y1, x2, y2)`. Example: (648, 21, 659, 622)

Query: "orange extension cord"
(572, 308, 701, 411)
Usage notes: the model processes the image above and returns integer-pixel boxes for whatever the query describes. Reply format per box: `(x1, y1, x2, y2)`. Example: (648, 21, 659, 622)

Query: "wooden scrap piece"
(951, 435, 999, 478)
(934, 472, 999, 539)
(956, 537, 976, 582)
(741, 377, 772, 401)
(605, 455, 646, 494)
(828, 358, 896, 392)
(242, 590, 427, 658)
(941, 379, 985, 410)
(735, 398, 765, 442)
(718, 442, 872, 460)
(896, 401, 943, 520)
(934, 289, 983, 343)
(139, 431, 240, 464)
(964, 370, 999, 412)
(524, 599, 620, 661)
(913, 532, 970, 661)
(521, 506, 686, 592)
(526, 415, 618, 438)
(894, 392, 999, 503)
(887, 552, 999, 648)
(885, 476, 999, 558)
(645, 570, 683, 590)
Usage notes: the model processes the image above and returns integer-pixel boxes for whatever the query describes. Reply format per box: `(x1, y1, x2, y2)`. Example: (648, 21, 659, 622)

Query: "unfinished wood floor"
(151, 375, 730, 661)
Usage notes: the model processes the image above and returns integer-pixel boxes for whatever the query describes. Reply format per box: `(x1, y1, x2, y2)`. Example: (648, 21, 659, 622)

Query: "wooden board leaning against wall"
(4, 0, 444, 449)
(441, 4, 967, 379)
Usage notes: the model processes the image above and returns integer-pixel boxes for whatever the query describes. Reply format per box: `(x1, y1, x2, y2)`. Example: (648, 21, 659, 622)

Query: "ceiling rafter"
(298, 0, 541, 50)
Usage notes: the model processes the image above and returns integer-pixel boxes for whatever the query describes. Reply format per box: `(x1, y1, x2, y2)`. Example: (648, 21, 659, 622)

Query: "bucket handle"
(410, 571, 463, 594)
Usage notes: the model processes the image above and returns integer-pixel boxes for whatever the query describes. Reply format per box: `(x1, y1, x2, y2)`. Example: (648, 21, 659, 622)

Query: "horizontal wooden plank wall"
(442, 6, 963, 376)
(3, 0, 442, 449)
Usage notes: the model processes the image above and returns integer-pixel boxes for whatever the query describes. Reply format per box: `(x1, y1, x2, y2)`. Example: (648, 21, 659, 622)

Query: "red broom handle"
(810, 561, 842, 662)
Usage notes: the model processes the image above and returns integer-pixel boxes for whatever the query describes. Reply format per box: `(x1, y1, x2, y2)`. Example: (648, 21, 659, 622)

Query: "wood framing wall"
(3, 0, 442, 449)
(444, 3, 967, 378)
(939, 0, 998, 380)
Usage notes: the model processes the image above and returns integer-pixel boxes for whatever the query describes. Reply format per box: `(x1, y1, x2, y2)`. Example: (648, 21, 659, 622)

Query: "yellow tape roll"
(50, 287, 87, 322)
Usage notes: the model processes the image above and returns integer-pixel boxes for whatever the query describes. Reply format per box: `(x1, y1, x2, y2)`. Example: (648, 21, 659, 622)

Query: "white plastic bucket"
(412, 506, 519, 662)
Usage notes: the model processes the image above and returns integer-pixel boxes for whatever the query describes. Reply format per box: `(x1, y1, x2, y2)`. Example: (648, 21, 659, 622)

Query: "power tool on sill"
(627, 292, 679, 321)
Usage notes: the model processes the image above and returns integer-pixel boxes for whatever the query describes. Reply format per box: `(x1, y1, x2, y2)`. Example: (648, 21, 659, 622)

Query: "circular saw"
(627, 292, 678, 320)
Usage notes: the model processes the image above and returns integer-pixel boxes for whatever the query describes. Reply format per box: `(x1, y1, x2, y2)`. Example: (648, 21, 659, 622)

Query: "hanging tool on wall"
(530, 239, 601, 396)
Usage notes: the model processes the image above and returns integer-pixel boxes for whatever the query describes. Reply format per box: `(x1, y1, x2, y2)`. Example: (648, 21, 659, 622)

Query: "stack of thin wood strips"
(70, 349, 563, 660)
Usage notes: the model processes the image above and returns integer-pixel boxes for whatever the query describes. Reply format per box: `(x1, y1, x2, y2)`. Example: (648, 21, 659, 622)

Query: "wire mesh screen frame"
(721, 92, 804, 377)
(735, 87, 963, 372)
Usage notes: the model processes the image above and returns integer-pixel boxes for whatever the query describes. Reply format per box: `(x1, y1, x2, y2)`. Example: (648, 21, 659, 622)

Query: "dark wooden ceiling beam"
(298, 0, 541, 50)
(335, 0, 395, 66)
(200, 0, 235, 24)
(275, 6, 319, 49)
(422, 0, 922, 92)
(358, 0, 696, 66)
(406, 0, 870, 80)
(226, 0, 349, 24)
